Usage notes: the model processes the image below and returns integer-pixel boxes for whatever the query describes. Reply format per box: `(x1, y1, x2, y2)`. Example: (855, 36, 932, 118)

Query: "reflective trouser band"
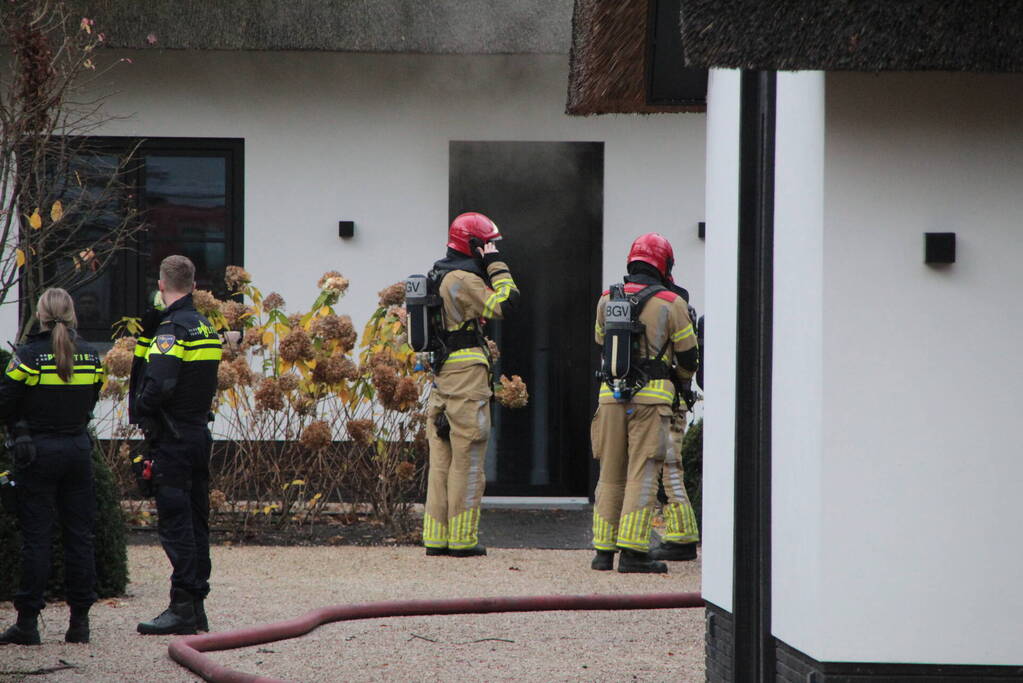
(445, 348, 489, 366)
(448, 508, 481, 549)
(422, 512, 448, 548)
(663, 502, 700, 543)
(616, 508, 654, 552)
(598, 379, 675, 402)
(592, 512, 618, 551)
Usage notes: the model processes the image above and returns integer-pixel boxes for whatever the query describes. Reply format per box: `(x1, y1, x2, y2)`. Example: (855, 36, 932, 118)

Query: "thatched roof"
(68, 0, 572, 54)
(566, 0, 704, 115)
(679, 1, 1023, 72)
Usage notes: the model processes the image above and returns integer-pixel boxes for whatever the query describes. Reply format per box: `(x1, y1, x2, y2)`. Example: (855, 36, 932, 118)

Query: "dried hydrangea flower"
(219, 300, 249, 329)
(217, 362, 239, 391)
(310, 314, 357, 351)
(395, 461, 417, 481)
(224, 265, 252, 292)
(495, 374, 529, 409)
(192, 289, 221, 318)
(278, 373, 300, 392)
(346, 418, 375, 446)
(279, 328, 314, 363)
(262, 292, 285, 312)
(378, 282, 405, 307)
(300, 420, 332, 452)
(254, 377, 285, 412)
(103, 336, 135, 378)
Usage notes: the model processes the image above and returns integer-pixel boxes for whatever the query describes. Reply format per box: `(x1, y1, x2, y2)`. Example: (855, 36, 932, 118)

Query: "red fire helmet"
(627, 232, 674, 277)
(447, 212, 502, 255)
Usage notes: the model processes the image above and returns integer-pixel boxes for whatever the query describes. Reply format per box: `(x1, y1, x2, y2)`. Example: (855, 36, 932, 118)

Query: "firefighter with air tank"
(406, 212, 520, 557)
(590, 233, 699, 573)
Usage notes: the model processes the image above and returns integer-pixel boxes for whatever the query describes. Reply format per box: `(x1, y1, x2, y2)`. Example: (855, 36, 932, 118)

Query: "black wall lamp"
(924, 232, 955, 264)
(338, 221, 354, 239)
(698, 221, 706, 240)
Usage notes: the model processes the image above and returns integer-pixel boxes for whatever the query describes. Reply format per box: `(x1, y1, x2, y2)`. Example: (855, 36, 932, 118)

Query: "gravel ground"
(0, 545, 704, 682)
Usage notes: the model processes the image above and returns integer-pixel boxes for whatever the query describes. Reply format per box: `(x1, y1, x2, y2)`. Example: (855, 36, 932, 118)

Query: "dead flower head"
(217, 362, 239, 391)
(485, 337, 500, 361)
(278, 373, 300, 392)
(242, 327, 267, 353)
(103, 336, 136, 378)
(219, 300, 249, 329)
(387, 305, 407, 326)
(291, 394, 317, 416)
(224, 265, 252, 292)
(383, 377, 420, 411)
(395, 461, 417, 481)
(262, 291, 285, 313)
(231, 356, 254, 386)
(100, 379, 127, 400)
(209, 489, 227, 511)
(309, 314, 357, 351)
(254, 377, 285, 412)
(495, 374, 529, 409)
(279, 328, 314, 363)
(378, 282, 405, 308)
(287, 312, 303, 329)
(347, 418, 375, 446)
(300, 420, 333, 452)
(192, 289, 221, 318)
(317, 270, 350, 295)
(371, 365, 399, 405)
(312, 353, 350, 385)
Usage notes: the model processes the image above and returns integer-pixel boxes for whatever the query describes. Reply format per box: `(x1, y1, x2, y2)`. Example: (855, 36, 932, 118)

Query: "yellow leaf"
(310, 493, 322, 501)
(50, 200, 63, 222)
(28, 209, 42, 229)
(319, 306, 330, 317)
(261, 330, 274, 347)
(15, 248, 25, 268)
(291, 479, 306, 486)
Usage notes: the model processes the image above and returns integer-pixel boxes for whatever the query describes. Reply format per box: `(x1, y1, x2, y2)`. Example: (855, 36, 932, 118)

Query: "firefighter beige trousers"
(591, 402, 673, 553)
(423, 363, 491, 550)
(661, 415, 700, 544)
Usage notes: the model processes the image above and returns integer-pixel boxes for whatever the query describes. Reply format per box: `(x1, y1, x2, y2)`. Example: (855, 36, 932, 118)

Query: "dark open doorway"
(449, 141, 603, 497)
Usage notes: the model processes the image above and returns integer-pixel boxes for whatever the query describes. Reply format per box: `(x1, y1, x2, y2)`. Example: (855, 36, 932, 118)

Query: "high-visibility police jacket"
(594, 282, 697, 405)
(434, 253, 519, 372)
(0, 331, 104, 434)
(128, 293, 221, 429)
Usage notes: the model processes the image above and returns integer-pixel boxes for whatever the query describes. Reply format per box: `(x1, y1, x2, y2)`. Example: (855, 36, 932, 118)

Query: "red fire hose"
(168, 591, 704, 683)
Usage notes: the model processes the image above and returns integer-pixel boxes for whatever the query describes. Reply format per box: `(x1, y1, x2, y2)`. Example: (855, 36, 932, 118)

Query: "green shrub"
(0, 349, 129, 601)
(680, 417, 703, 528)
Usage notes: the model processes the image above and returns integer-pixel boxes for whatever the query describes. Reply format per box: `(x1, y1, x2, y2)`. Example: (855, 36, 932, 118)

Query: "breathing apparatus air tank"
(405, 274, 434, 353)
(601, 284, 635, 400)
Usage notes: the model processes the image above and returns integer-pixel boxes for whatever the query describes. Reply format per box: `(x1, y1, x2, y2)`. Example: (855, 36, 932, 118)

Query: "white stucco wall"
(0, 51, 705, 340)
(770, 71, 825, 656)
(817, 71, 1023, 665)
(700, 68, 740, 610)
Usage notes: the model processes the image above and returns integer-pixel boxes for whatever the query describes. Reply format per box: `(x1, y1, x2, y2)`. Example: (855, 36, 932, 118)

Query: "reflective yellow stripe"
(592, 512, 618, 550)
(423, 512, 448, 548)
(40, 364, 102, 371)
(598, 380, 675, 402)
(672, 324, 694, 342)
(38, 372, 103, 386)
(180, 338, 222, 347)
(445, 348, 489, 366)
(482, 277, 517, 318)
(6, 363, 39, 384)
(448, 508, 480, 548)
(617, 508, 653, 551)
(182, 347, 222, 362)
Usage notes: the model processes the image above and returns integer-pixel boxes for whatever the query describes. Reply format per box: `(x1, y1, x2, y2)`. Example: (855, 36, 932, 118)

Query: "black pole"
(732, 69, 776, 681)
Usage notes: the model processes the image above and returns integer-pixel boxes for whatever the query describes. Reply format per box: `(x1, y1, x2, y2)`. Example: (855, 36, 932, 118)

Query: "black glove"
(433, 410, 451, 441)
(9, 421, 36, 471)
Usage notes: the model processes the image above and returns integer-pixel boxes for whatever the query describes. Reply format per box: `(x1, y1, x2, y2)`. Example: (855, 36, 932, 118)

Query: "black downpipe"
(733, 70, 777, 681)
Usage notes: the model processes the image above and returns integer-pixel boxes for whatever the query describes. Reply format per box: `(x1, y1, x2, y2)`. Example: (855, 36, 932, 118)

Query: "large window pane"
(144, 155, 227, 240)
(144, 240, 228, 303)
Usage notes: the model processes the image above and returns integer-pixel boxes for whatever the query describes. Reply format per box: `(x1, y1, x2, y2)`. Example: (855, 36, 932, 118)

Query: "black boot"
(0, 611, 41, 646)
(65, 606, 90, 643)
(590, 550, 616, 571)
(425, 546, 449, 557)
(137, 589, 197, 636)
(449, 545, 487, 558)
(617, 548, 668, 574)
(649, 541, 698, 562)
(193, 598, 208, 633)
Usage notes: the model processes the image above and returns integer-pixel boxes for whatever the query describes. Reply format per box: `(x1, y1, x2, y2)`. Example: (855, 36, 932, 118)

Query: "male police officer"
(591, 234, 698, 573)
(422, 212, 519, 557)
(131, 255, 221, 635)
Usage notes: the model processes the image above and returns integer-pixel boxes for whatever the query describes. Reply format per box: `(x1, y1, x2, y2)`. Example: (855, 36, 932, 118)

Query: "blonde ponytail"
(37, 288, 78, 382)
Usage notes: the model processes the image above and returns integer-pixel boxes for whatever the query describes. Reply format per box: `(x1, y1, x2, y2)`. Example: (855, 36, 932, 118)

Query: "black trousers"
(14, 432, 96, 614)
(152, 426, 212, 599)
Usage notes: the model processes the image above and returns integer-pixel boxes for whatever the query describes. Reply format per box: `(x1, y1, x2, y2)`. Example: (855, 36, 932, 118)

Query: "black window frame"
(39, 137, 245, 342)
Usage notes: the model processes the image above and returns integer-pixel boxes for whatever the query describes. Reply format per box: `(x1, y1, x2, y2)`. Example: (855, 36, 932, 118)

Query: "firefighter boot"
(425, 547, 449, 557)
(137, 588, 197, 635)
(65, 607, 90, 643)
(617, 548, 668, 574)
(650, 541, 698, 562)
(591, 550, 616, 571)
(449, 545, 487, 558)
(193, 598, 208, 633)
(0, 611, 41, 645)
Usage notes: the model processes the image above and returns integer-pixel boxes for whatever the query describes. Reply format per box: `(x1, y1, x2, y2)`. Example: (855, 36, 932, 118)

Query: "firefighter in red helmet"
(590, 233, 699, 572)
(420, 212, 519, 557)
